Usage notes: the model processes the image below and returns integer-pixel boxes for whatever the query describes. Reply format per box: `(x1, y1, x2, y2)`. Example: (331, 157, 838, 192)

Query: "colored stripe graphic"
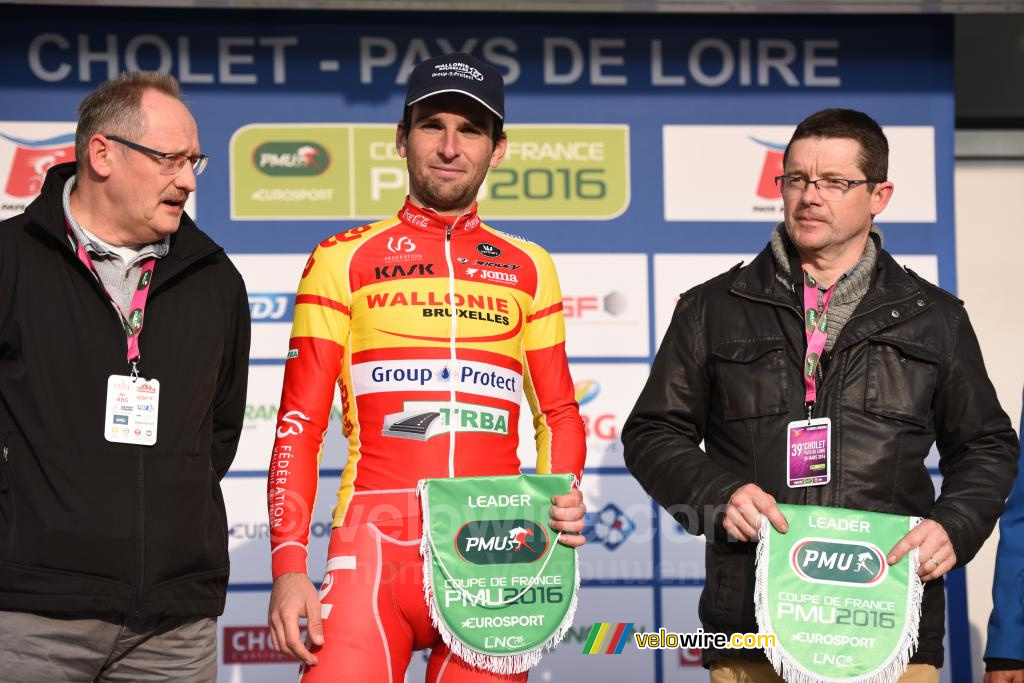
(613, 622, 634, 654)
(604, 623, 626, 654)
(582, 623, 609, 654)
(581, 623, 633, 654)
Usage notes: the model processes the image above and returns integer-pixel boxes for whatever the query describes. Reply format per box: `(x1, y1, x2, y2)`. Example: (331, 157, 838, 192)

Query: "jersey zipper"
(444, 223, 457, 478)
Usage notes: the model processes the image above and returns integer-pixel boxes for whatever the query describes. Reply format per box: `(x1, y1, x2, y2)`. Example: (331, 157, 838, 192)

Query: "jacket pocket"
(864, 337, 939, 427)
(711, 338, 789, 421)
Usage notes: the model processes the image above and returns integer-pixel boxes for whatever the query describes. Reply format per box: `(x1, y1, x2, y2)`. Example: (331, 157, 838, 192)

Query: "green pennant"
(418, 474, 579, 675)
(754, 504, 923, 683)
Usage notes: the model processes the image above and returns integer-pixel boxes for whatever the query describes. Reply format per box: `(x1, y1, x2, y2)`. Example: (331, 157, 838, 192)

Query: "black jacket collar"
(26, 162, 224, 292)
(730, 234, 933, 354)
(731, 234, 925, 310)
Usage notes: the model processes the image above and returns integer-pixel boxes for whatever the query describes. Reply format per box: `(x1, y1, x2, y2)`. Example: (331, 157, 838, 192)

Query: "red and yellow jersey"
(268, 199, 586, 577)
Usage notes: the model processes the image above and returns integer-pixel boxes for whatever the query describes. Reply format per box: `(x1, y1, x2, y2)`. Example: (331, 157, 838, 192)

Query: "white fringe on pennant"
(416, 480, 580, 675)
(753, 515, 924, 683)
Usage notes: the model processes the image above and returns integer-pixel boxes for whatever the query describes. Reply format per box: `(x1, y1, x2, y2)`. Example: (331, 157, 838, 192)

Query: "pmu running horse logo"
(1, 131, 75, 197)
(854, 551, 877, 574)
(508, 526, 537, 554)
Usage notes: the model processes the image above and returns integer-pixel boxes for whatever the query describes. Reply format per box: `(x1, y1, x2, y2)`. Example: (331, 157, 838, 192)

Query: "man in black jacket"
(0, 72, 249, 681)
(623, 108, 1018, 682)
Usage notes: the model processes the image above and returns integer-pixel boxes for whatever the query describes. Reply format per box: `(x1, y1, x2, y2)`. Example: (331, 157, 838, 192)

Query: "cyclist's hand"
(268, 572, 324, 666)
(551, 488, 587, 548)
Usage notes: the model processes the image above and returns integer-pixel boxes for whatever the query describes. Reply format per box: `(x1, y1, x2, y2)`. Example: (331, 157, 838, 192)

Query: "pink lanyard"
(66, 223, 156, 371)
(802, 271, 835, 410)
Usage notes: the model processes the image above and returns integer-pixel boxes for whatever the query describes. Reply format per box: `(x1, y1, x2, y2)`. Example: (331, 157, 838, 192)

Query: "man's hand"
(268, 572, 324, 666)
(985, 671, 1024, 683)
(550, 488, 587, 548)
(887, 519, 957, 581)
(724, 483, 788, 542)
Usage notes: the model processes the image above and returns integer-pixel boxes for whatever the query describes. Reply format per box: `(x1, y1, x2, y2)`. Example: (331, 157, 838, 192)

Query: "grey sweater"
(770, 223, 880, 353)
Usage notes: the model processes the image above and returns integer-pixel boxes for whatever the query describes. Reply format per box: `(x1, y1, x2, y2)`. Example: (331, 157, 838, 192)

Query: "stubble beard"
(409, 165, 482, 214)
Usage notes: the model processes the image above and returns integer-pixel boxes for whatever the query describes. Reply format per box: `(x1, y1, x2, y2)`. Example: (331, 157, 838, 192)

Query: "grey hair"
(75, 71, 183, 169)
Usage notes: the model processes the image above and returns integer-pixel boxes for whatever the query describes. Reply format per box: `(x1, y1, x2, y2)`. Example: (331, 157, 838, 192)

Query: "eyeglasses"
(774, 175, 882, 202)
(105, 135, 208, 176)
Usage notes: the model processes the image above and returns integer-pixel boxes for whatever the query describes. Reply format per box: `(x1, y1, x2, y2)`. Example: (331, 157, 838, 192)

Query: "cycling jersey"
(267, 197, 586, 580)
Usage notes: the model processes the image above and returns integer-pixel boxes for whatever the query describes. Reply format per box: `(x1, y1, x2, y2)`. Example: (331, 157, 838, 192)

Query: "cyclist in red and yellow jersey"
(266, 53, 587, 682)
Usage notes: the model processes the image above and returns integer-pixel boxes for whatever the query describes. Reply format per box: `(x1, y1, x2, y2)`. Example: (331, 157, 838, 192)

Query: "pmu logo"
(253, 142, 329, 176)
(248, 293, 294, 322)
(749, 136, 786, 200)
(790, 538, 887, 587)
(456, 518, 548, 564)
(563, 292, 627, 319)
(1, 130, 75, 197)
(584, 503, 636, 551)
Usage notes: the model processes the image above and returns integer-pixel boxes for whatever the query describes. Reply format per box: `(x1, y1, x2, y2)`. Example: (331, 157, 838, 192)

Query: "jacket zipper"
(131, 447, 145, 617)
(77, 254, 145, 614)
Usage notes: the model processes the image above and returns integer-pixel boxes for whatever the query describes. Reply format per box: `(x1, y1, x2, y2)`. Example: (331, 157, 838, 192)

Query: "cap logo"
(434, 61, 485, 81)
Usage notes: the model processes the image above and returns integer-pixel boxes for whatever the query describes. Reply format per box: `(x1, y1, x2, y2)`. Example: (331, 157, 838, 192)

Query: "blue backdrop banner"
(0, 7, 957, 682)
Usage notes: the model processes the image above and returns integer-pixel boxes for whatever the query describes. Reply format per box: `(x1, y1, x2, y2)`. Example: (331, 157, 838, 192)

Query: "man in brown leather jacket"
(623, 108, 1018, 682)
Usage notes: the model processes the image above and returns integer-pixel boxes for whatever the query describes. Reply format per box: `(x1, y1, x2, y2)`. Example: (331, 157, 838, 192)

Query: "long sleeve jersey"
(268, 199, 587, 577)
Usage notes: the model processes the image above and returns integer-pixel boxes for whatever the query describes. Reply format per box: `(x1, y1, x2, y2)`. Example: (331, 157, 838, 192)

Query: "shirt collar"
(397, 197, 481, 234)
(62, 174, 170, 261)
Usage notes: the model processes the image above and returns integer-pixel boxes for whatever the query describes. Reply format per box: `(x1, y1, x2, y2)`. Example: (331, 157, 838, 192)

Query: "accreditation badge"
(417, 474, 579, 675)
(786, 418, 831, 488)
(754, 504, 924, 683)
(104, 374, 160, 446)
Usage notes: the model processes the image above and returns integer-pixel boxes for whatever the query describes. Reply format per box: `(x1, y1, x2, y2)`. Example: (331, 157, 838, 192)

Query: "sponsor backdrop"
(1, 7, 959, 682)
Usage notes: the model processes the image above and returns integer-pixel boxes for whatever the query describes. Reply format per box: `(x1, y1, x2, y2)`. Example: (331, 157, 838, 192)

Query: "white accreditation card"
(104, 374, 160, 446)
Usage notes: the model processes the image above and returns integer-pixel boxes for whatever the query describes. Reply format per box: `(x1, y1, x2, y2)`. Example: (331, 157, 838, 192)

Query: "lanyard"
(801, 270, 835, 414)
(66, 222, 156, 373)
